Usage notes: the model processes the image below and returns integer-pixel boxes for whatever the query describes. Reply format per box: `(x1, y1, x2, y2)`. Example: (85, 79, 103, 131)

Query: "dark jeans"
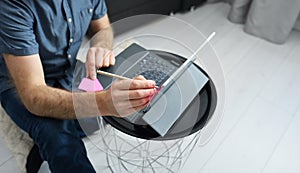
(0, 88, 96, 173)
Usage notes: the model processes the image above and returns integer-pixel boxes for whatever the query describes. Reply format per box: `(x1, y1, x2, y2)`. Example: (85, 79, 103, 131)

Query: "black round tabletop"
(101, 50, 217, 140)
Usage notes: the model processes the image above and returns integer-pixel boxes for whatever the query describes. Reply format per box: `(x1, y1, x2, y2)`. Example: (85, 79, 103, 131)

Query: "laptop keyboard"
(139, 70, 167, 86)
(124, 52, 177, 86)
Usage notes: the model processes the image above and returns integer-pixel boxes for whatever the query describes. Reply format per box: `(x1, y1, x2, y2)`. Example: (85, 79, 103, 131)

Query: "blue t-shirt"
(0, 0, 107, 99)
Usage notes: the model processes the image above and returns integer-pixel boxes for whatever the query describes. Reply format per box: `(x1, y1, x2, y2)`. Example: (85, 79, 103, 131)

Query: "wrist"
(96, 90, 112, 116)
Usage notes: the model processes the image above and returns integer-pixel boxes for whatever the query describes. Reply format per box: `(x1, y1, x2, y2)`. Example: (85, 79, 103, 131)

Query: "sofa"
(106, 0, 206, 34)
(106, 0, 182, 23)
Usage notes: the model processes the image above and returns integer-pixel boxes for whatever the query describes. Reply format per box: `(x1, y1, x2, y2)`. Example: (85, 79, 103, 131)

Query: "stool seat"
(0, 105, 43, 173)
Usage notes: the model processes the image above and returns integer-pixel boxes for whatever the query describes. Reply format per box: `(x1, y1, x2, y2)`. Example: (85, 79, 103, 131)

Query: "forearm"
(21, 85, 108, 119)
(90, 26, 114, 50)
(28, 17, 114, 118)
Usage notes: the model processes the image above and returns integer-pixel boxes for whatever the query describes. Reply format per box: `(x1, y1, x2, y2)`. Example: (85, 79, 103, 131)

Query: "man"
(0, 0, 156, 172)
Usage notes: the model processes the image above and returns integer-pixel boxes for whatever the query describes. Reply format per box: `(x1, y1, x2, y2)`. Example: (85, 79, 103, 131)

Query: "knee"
(33, 120, 85, 160)
(45, 132, 76, 150)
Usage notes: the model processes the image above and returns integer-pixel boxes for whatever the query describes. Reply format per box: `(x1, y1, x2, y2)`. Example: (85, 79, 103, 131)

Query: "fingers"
(130, 96, 152, 107)
(111, 95, 152, 117)
(134, 75, 147, 80)
(117, 101, 150, 117)
(114, 88, 156, 100)
(86, 50, 96, 80)
(103, 51, 115, 67)
(116, 95, 151, 108)
(86, 47, 115, 80)
(94, 49, 104, 68)
(111, 79, 157, 99)
(106, 78, 158, 117)
(109, 51, 115, 66)
(130, 79, 156, 90)
(128, 88, 156, 99)
(114, 79, 156, 90)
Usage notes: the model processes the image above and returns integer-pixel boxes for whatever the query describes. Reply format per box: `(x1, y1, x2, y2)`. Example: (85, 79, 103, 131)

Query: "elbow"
(21, 94, 44, 117)
(18, 87, 46, 117)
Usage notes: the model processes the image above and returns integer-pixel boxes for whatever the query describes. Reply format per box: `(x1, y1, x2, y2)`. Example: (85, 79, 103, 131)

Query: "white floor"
(1, 2, 300, 173)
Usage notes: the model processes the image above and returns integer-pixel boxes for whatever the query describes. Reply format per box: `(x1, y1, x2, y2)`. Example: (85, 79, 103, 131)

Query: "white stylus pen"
(161, 32, 216, 88)
(97, 70, 160, 89)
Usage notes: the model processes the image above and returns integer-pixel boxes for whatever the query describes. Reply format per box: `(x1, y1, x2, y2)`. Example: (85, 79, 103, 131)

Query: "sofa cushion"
(106, 0, 181, 22)
(106, 0, 150, 16)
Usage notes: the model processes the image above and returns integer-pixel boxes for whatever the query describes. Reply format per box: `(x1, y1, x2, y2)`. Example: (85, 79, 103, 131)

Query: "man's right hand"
(100, 76, 157, 117)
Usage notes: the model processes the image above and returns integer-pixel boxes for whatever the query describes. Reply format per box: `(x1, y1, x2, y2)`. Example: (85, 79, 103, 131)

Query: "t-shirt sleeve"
(0, 1, 39, 56)
(92, 0, 108, 20)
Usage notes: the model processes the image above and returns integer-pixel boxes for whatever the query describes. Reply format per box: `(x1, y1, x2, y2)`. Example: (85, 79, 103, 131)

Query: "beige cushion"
(0, 105, 33, 173)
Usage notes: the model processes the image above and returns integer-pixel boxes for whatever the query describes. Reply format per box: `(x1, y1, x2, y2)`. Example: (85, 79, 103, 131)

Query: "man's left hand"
(85, 47, 115, 80)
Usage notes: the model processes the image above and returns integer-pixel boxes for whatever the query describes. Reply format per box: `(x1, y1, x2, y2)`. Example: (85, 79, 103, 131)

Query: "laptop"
(98, 43, 209, 136)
